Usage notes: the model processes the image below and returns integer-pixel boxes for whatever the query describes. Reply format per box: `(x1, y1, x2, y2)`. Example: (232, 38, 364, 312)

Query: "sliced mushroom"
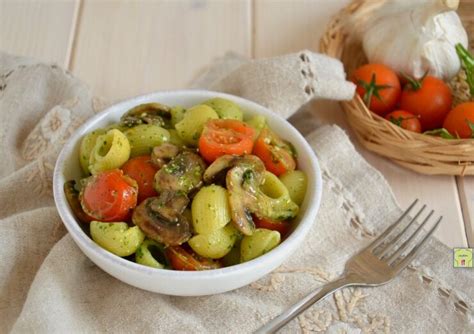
(203, 154, 264, 185)
(204, 155, 299, 236)
(132, 193, 191, 246)
(120, 103, 172, 128)
(150, 143, 180, 169)
(226, 162, 262, 236)
(149, 190, 189, 222)
(63, 180, 92, 224)
(203, 155, 264, 235)
(154, 151, 206, 194)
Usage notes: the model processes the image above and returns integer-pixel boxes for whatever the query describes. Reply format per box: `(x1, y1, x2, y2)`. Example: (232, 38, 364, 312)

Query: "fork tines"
(370, 199, 442, 268)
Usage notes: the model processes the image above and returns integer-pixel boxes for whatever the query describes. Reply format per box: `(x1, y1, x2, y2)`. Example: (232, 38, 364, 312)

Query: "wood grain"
(71, 0, 251, 101)
(253, 0, 351, 57)
(254, 0, 468, 247)
(455, 0, 474, 247)
(0, 0, 79, 67)
(457, 178, 474, 246)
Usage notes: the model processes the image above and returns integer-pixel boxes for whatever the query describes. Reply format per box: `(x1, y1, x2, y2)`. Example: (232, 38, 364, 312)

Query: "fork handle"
(254, 276, 355, 334)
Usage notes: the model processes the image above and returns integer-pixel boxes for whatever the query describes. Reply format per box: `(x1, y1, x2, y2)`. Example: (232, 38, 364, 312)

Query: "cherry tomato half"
(166, 246, 221, 271)
(122, 155, 159, 203)
(253, 128, 296, 176)
(198, 119, 255, 163)
(80, 169, 138, 222)
(254, 216, 292, 236)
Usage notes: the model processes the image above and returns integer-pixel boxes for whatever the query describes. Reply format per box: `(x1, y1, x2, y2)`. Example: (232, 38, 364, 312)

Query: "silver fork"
(255, 199, 442, 334)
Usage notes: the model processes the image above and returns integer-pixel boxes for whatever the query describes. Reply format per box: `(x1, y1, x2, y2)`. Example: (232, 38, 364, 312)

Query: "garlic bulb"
(362, 0, 468, 80)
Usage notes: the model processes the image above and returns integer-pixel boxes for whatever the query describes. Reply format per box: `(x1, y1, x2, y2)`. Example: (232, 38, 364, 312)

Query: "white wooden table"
(1, 0, 472, 248)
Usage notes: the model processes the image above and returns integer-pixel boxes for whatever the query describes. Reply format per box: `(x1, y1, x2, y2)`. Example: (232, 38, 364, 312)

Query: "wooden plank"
(454, 1, 474, 247)
(0, 0, 79, 67)
(71, 0, 251, 101)
(457, 178, 474, 246)
(361, 146, 467, 248)
(253, 0, 351, 57)
(255, 0, 468, 247)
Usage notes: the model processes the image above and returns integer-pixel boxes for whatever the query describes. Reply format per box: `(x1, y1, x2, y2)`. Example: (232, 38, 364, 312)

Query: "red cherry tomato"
(80, 169, 138, 222)
(122, 155, 159, 203)
(352, 64, 401, 116)
(254, 216, 291, 236)
(198, 119, 255, 163)
(253, 128, 296, 176)
(443, 102, 474, 138)
(400, 76, 453, 131)
(385, 110, 422, 133)
(166, 246, 221, 271)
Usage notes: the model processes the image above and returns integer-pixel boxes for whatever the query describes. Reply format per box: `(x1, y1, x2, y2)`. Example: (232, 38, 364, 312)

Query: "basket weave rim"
(319, 0, 474, 176)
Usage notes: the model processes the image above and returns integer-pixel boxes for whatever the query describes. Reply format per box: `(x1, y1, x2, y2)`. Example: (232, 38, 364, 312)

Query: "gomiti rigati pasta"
(64, 98, 308, 270)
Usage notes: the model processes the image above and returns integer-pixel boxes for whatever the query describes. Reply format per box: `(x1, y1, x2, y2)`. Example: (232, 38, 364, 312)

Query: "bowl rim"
(53, 89, 323, 280)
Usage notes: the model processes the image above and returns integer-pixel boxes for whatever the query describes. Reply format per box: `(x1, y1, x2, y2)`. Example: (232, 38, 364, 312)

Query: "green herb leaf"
(423, 128, 456, 139)
(456, 43, 474, 97)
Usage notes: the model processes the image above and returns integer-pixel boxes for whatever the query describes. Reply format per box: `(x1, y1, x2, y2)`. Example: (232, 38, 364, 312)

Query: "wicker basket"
(320, 0, 474, 175)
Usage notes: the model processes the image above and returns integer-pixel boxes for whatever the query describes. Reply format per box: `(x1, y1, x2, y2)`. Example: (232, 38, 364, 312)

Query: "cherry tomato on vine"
(385, 110, 421, 133)
(352, 63, 401, 116)
(400, 75, 452, 131)
(443, 102, 474, 138)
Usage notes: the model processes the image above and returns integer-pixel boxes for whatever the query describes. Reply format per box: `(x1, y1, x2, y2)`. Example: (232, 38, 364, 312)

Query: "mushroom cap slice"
(204, 154, 299, 236)
(150, 143, 180, 169)
(203, 154, 265, 184)
(132, 194, 192, 246)
(226, 167, 259, 236)
(154, 151, 206, 194)
(205, 155, 265, 236)
(120, 103, 172, 128)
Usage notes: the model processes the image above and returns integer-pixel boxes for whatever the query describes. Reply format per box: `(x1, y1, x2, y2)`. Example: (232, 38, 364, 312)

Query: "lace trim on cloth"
(22, 95, 108, 163)
(251, 267, 389, 334)
(407, 262, 473, 320)
(0, 64, 30, 94)
(300, 52, 317, 97)
(250, 261, 474, 333)
(22, 105, 72, 161)
(20, 94, 107, 198)
(322, 170, 374, 239)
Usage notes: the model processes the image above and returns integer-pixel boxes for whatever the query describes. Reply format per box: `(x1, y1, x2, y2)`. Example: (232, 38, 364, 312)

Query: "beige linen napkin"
(1, 51, 473, 333)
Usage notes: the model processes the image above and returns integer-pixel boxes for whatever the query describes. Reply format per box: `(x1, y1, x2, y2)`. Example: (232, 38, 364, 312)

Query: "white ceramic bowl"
(53, 90, 323, 296)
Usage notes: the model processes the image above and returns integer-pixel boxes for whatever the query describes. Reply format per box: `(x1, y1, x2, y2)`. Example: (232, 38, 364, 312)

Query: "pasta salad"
(65, 98, 307, 270)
